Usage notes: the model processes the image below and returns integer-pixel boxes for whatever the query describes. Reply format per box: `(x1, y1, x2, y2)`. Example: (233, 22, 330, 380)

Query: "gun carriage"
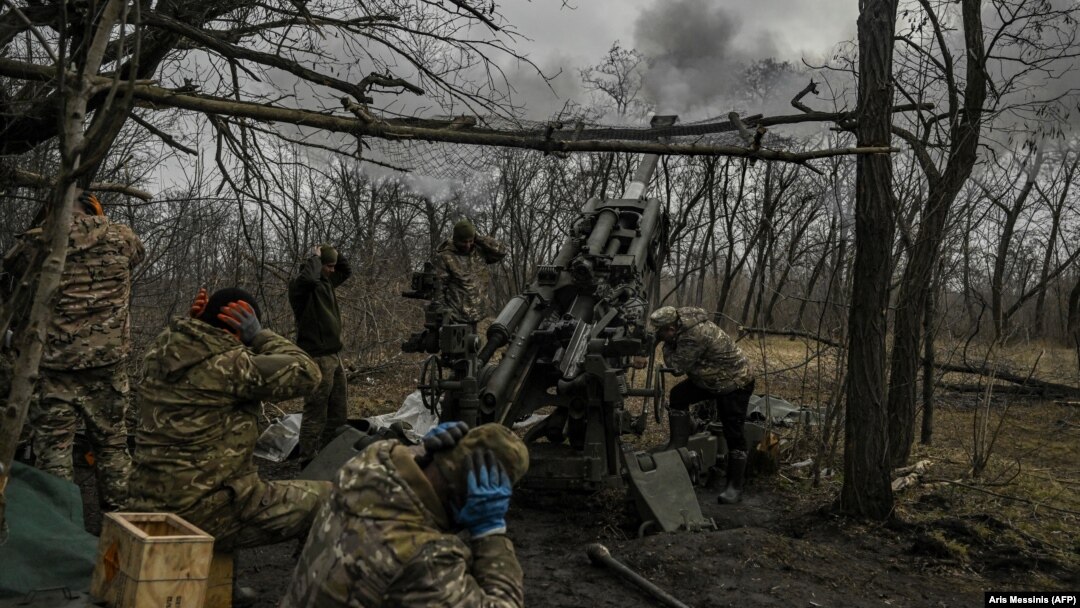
(403, 116, 720, 531)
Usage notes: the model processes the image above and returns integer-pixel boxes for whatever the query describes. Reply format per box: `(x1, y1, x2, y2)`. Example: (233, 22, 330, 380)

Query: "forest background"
(0, 0, 1078, 542)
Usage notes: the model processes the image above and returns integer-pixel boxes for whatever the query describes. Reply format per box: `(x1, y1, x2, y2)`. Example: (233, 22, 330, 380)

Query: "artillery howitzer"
(403, 116, 721, 532)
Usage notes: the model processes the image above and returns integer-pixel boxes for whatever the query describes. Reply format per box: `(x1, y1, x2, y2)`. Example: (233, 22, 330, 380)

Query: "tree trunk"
(885, 0, 987, 468)
(920, 268, 937, 445)
(0, 0, 126, 532)
(841, 0, 898, 520)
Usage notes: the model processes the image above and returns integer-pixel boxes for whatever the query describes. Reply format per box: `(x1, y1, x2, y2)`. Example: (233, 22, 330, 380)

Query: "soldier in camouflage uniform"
(433, 219, 507, 329)
(1, 192, 144, 511)
(650, 306, 755, 504)
(128, 287, 330, 552)
(281, 423, 529, 608)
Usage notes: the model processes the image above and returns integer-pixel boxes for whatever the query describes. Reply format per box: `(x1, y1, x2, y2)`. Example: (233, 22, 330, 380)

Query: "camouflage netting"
(367, 114, 753, 180)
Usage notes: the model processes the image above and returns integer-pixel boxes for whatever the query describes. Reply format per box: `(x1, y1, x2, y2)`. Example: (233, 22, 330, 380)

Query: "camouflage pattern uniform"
(128, 317, 329, 551)
(2, 213, 144, 510)
(280, 440, 524, 608)
(661, 307, 752, 393)
(433, 235, 507, 325)
(659, 307, 755, 456)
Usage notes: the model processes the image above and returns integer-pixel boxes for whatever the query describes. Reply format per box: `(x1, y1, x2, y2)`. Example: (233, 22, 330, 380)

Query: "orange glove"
(78, 192, 104, 216)
(217, 300, 262, 345)
(189, 287, 209, 318)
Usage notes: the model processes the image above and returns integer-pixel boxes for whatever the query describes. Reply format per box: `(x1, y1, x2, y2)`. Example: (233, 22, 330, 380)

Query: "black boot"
(718, 450, 747, 504)
(664, 410, 691, 450)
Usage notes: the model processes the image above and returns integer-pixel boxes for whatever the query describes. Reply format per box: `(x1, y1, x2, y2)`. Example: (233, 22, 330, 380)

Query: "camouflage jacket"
(2, 213, 144, 370)
(281, 440, 524, 608)
(661, 307, 752, 393)
(433, 235, 507, 324)
(128, 318, 321, 513)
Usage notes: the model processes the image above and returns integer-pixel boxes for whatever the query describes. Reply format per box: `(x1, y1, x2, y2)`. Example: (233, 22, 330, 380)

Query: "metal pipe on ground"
(585, 543, 693, 608)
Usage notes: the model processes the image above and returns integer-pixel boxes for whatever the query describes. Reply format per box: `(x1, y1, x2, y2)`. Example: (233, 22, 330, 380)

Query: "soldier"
(280, 422, 529, 608)
(288, 244, 352, 465)
(649, 306, 755, 504)
(433, 219, 507, 331)
(128, 287, 329, 553)
(1, 191, 144, 511)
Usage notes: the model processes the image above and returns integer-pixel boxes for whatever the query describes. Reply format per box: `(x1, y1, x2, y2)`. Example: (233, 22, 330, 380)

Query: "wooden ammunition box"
(90, 512, 215, 608)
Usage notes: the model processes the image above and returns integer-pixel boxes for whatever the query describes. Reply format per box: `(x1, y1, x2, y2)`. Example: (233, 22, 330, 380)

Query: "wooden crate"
(90, 512, 215, 608)
(204, 552, 234, 608)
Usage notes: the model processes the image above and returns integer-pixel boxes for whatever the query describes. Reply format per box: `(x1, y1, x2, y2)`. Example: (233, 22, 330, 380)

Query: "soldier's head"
(196, 287, 262, 334)
(649, 306, 680, 342)
(319, 244, 338, 275)
(452, 219, 476, 254)
(429, 423, 529, 518)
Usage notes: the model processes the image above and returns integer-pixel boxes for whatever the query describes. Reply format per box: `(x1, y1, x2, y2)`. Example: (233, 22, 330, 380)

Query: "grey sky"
(497, 0, 859, 121)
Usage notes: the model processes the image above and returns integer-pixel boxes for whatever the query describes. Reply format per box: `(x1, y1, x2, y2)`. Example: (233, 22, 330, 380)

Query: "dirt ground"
(70, 340, 1078, 608)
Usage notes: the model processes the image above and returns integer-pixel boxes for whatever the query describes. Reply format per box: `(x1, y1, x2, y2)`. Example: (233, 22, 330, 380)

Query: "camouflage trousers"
(173, 473, 330, 552)
(299, 354, 348, 460)
(31, 364, 132, 510)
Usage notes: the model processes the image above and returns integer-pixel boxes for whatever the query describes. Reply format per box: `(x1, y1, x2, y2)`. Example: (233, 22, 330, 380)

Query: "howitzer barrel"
(479, 302, 547, 416)
(622, 115, 677, 200)
(586, 208, 619, 254)
(626, 198, 662, 270)
(585, 543, 692, 608)
(480, 295, 529, 362)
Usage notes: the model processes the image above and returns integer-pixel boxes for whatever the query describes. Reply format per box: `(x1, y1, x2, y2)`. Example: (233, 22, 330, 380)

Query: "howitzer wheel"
(418, 355, 444, 414)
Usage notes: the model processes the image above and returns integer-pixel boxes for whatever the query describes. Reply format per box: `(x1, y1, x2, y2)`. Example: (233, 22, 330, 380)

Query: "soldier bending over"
(281, 422, 529, 608)
(650, 306, 755, 504)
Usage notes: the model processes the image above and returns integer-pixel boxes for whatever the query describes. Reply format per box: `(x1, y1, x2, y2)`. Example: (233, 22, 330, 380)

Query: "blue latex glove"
(217, 300, 262, 345)
(423, 421, 469, 453)
(453, 449, 512, 538)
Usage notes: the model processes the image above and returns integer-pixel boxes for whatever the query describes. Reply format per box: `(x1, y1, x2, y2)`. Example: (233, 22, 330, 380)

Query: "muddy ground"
(68, 347, 1078, 608)
(69, 411, 1074, 608)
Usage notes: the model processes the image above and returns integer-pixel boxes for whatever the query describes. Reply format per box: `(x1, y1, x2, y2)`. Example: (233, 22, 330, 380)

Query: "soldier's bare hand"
(630, 356, 648, 370)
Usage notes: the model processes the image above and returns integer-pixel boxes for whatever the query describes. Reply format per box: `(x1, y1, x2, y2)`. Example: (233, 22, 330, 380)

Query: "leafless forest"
(1, 0, 1079, 583)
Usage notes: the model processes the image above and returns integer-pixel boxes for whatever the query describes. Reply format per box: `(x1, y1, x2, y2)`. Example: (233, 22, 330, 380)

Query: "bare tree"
(885, 0, 1080, 466)
(841, 0, 898, 520)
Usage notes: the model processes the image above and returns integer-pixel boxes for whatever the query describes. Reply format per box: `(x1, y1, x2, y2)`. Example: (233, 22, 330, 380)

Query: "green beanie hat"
(320, 244, 338, 265)
(433, 423, 529, 498)
(452, 219, 476, 243)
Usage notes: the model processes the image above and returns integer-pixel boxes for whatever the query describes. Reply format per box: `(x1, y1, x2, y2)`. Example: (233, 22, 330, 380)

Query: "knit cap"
(433, 423, 529, 497)
(320, 244, 338, 265)
(452, 220, 476, 243)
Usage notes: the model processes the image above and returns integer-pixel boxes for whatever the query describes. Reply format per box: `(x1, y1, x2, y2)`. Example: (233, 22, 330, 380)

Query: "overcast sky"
(495, 0, 860, 121)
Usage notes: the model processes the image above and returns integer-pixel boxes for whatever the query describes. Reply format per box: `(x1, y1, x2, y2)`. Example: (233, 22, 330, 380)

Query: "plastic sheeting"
(0, 462, 97, 599)
(254, 413, 303, 463)
(363, 391, 439, 441)
(747, 394, 819, 426)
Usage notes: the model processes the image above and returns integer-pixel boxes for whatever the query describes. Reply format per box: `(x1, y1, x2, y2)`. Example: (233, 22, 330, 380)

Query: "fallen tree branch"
(927, 479, 1080, 517)
(7, 168, 154, 201)
(936, 362, 1080, 397)
(739, 326, 843, 349)
(0, 57, 897, 164)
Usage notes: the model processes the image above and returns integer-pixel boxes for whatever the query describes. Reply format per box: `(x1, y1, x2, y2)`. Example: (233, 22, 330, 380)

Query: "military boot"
(663, 410, 691, 451)
(717, 450, 747, 504)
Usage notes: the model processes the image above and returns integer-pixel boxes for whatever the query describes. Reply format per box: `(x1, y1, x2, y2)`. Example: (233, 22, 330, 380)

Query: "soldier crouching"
(127, 287, 329, 552)
(280, 422, 529, 608)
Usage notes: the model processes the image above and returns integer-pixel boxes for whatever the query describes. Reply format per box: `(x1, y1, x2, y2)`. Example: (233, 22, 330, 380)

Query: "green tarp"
(0, 461, 97, 599)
